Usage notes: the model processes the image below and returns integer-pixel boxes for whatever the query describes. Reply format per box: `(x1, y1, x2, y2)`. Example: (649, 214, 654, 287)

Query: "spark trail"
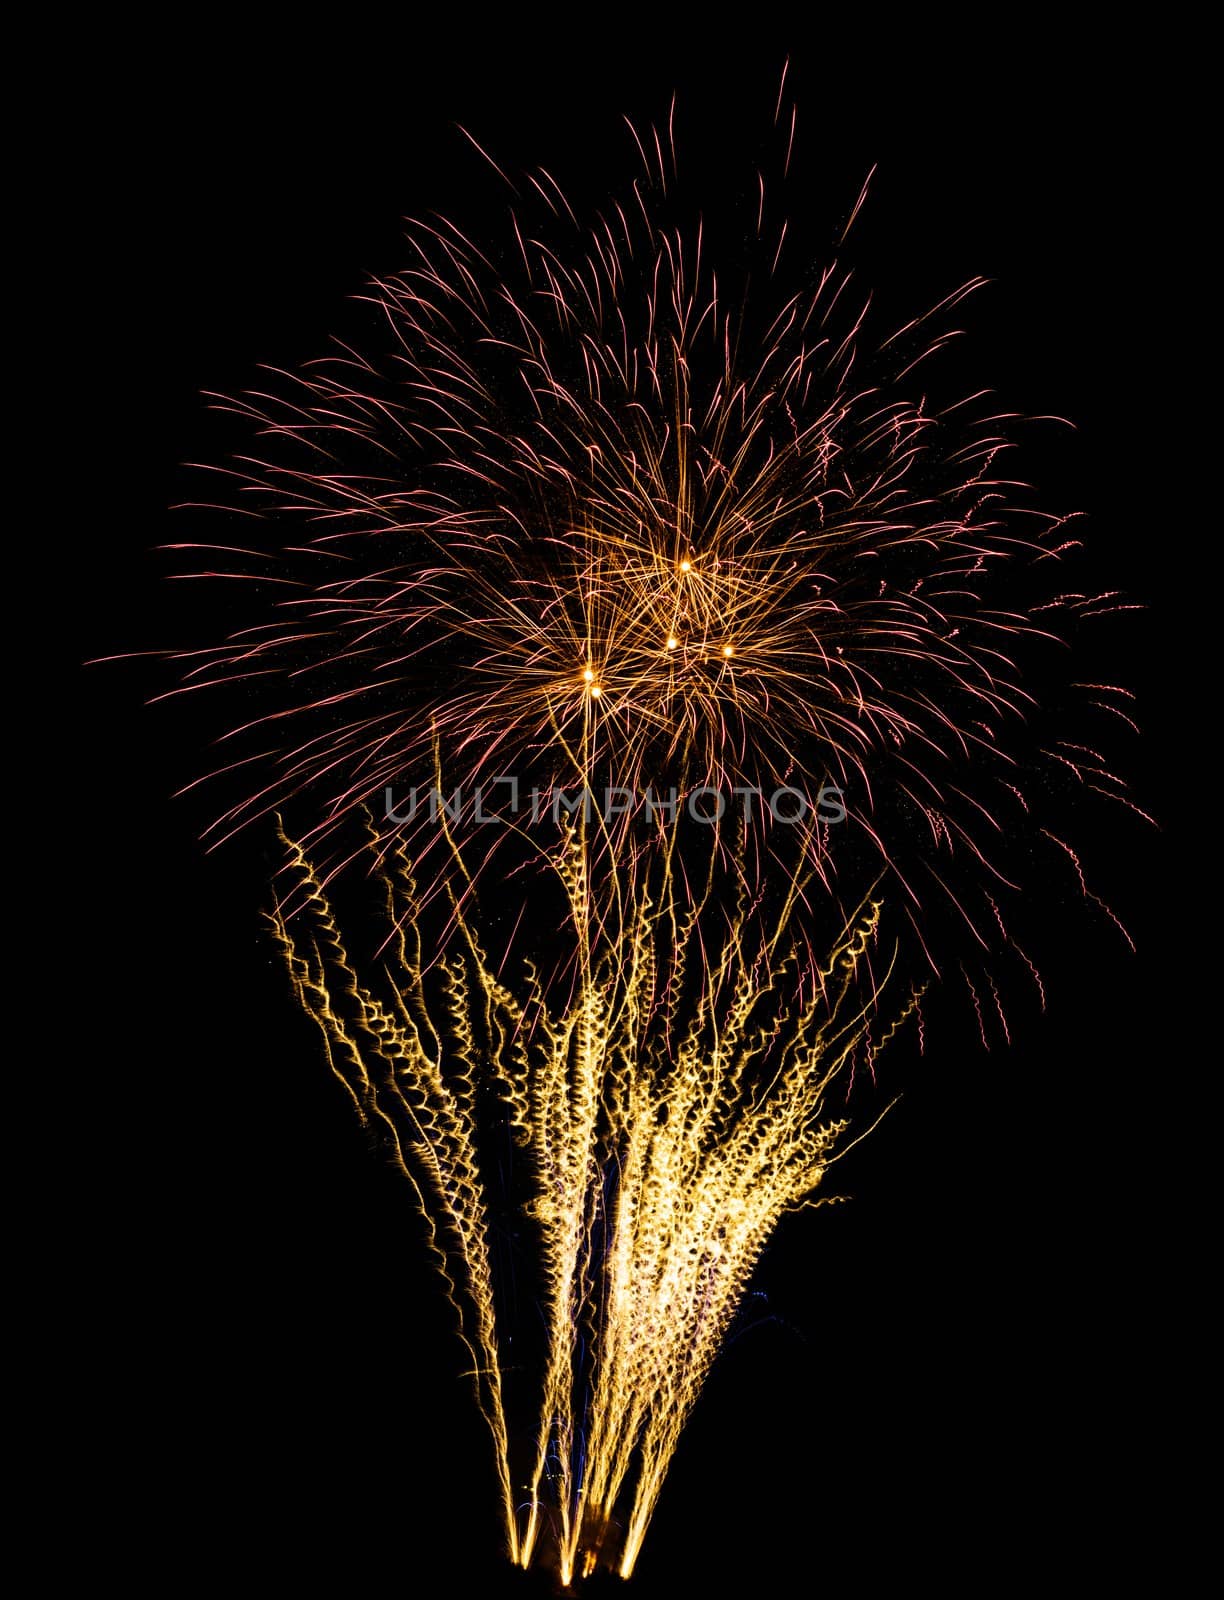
(272, 821, 917, 1583)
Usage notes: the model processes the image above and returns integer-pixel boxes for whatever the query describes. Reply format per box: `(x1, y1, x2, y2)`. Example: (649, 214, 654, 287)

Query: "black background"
(76, 27, 1188, 1597)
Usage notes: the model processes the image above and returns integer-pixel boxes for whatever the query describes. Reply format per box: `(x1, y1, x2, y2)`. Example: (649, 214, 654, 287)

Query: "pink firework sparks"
(152, 99, 1141, 1028)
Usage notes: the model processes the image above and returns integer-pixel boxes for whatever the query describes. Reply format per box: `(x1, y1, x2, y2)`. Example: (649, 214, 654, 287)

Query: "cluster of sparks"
(165, 94, 1139, 993)
(153, 77, 1142, 1584)
(274, 821, 915, 1583)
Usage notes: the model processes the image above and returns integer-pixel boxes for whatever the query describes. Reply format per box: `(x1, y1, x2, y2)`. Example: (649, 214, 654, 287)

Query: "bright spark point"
(666, 636, 679, 650)
(679, 559, 693, 572)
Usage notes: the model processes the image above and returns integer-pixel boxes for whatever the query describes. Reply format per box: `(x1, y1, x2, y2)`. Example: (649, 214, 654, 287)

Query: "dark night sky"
(74, 27, 1190, 1597)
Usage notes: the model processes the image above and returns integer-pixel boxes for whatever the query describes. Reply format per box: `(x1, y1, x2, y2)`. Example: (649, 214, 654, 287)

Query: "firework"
(139, 77, 1145, 1589)
(157, 93, 1140, 1010)
(273, 819, 915, 1583)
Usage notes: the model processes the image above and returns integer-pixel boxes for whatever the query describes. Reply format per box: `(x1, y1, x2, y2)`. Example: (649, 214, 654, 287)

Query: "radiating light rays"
(159, 106, 1138, 1001)
(272, 822, 918, 1583)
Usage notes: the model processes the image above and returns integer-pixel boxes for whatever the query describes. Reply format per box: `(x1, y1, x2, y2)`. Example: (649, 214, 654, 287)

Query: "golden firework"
(272, 820, 917, 1582)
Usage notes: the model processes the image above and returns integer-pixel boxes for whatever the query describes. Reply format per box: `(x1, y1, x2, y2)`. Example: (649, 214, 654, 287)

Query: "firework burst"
(157, 95, 1140, 1011)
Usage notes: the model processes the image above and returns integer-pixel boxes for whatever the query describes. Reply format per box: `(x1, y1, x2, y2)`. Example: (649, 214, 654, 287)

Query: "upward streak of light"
(271, 822, 918, 1584)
